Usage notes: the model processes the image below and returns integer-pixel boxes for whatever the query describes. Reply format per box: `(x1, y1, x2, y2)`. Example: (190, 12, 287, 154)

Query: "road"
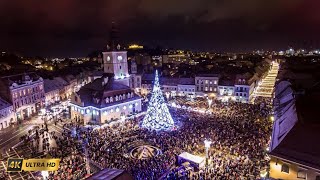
(0, 102, 71, 179)
(0, 116, 66, 152)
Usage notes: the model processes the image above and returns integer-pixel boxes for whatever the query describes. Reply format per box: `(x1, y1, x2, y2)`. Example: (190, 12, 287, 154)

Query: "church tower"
(102, 22, 130, 87)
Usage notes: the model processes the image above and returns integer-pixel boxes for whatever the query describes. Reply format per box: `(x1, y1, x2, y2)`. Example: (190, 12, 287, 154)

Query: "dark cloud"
(0, 0, 319, 56)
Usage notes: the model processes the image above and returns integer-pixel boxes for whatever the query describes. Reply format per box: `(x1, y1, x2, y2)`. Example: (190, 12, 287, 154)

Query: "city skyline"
(0, 0, 320, 57)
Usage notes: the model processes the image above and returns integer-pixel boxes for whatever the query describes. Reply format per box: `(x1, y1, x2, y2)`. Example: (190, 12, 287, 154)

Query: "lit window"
(123, 106, 126, 110)
(205, 87, 208, 91)
(214, 88, 216, 92)
(281, 164, 289, 174)
(107, 56, 111, 61)
(117, 56, 123, 61)
(116, 107, 120, 112)
(209, 87, 212, 91)
(205, 80, 208, 84)
(297, 170, 306, 179)
(214, 81, 217, 85)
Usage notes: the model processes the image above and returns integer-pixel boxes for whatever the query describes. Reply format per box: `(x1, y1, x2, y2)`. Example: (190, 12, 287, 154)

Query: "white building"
(0, 97, 15, 130)
(217, 78, 236, 102)
(234, 74, 255, 103)
(195, 74, 219, 96)
(162, 78, 195, 98)
(70, 44, 142, 124)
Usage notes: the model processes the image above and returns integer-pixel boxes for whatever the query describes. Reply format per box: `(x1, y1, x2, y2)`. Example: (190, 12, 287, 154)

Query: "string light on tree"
(142, 70, 174, 130)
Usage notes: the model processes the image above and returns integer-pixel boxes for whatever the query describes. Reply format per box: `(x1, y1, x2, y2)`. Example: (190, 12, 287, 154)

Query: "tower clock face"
(117, 55, 123, 61)
(107, 56, 111, 61)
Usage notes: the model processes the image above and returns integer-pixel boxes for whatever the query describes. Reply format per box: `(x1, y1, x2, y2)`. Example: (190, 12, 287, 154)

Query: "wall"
(269, 157, 320, 180)
(195, 77, 219, 93)
(70, 99, 142, 125)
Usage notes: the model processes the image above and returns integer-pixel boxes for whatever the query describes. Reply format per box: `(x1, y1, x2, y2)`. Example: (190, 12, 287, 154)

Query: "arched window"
(115, 96, 119, 101)
(119, 95, 122, 101)
(122, 94, 126, 100)
(127, 93, 131, 99)
(105, 97, 109, 103)
(110, 97, 113, 102)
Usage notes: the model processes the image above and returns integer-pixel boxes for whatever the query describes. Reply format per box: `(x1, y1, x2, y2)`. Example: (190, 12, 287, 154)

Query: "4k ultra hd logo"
(7, 158, 60, 172)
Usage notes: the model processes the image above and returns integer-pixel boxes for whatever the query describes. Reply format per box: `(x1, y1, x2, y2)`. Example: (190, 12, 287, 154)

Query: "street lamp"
(204, 139, 212, 166)
(207, 98, 212, 109)
(41, 171, 49, 180)
(165, 92, 170, 99)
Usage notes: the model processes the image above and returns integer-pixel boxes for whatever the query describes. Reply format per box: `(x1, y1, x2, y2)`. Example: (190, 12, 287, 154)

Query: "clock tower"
(102, 22, 130, 87)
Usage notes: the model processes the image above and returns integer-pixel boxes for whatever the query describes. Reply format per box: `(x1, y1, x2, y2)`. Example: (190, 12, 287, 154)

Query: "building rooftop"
(76, 74, 139, 108)
(43, 79, 65, 93)
(218, 76, 235, 86)
(196, 74, 219, 78)
(270, 80, 320, 170)
(0, 97, 12, 110)
(1, 72, 42, 86)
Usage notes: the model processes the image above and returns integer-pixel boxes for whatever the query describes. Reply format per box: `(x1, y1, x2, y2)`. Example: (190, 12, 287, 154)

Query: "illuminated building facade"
(0, 73, 45, 121)
(70, 41, 142, 124)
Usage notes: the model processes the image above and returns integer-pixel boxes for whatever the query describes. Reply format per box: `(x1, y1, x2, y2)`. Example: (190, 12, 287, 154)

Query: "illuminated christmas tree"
(142, 70, 174, 130)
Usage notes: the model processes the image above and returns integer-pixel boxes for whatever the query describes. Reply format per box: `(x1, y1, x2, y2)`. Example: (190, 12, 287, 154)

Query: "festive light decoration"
(142, 70, 174, 130)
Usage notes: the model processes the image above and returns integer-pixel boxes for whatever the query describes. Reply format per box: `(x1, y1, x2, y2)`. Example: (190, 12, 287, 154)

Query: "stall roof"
(178, 152, 205, 164)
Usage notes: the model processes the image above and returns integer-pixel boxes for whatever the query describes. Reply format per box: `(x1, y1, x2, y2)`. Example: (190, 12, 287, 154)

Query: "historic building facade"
(70, 43, 142, 124)
(0, 73, 45, 121)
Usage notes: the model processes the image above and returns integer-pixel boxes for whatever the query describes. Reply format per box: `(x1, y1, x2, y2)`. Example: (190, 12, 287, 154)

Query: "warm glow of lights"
(270, 116, 274, 121)
(204, 139, 212, 148)
(128, 44, 144, 49)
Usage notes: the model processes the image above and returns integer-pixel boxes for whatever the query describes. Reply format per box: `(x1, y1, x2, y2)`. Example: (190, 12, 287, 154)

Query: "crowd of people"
(4, 98, 272, 180)
(41, 99, 272, 179)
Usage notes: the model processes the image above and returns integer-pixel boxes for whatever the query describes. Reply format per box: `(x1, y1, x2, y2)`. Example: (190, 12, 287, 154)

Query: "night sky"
(0, 0, 319, 57)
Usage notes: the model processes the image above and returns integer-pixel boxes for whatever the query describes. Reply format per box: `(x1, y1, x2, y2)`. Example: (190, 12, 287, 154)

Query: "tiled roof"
(270, 80, 320, 170)
(44, 79, 64, 93)
(77, 74, 139, 108)
(1, 72, 42, 86)
(196, 74, 219, 77)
